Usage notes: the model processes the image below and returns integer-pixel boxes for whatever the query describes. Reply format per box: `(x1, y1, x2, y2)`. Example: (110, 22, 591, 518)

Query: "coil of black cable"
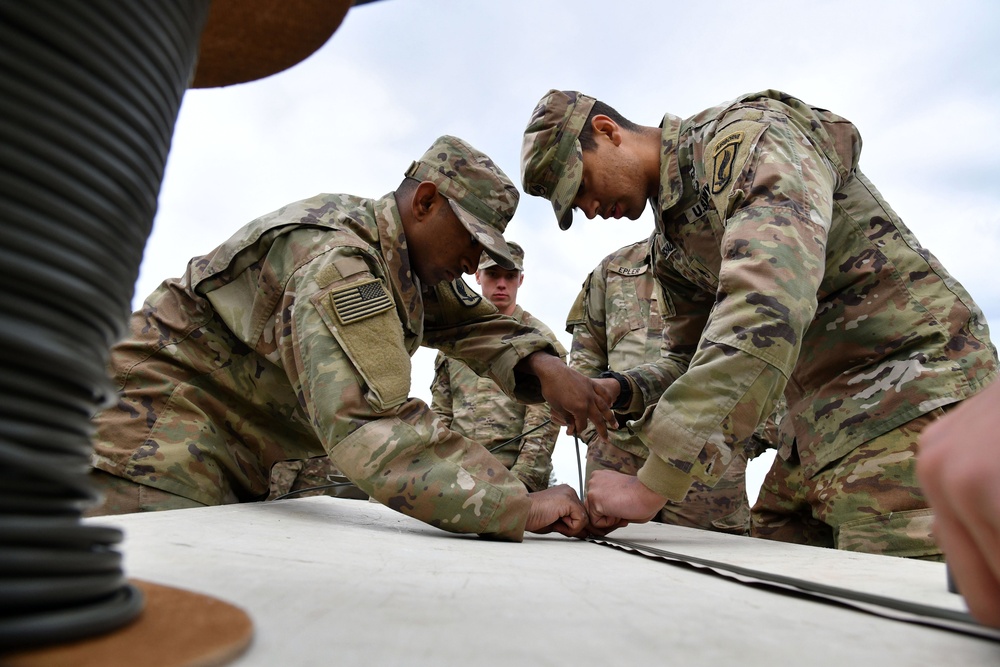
(0, 0, 210, 650)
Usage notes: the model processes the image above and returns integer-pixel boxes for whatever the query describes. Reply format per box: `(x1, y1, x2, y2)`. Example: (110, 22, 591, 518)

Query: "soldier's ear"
(411, 181, 441, 221)
(591, 115, 622, 147)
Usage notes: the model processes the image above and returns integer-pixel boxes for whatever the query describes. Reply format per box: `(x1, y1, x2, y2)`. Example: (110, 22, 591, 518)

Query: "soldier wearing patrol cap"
(431, 241, 566, 492)
(521, 89, 998, 557)
(87, 134, 618, 541)
(566, 235, 778, 536)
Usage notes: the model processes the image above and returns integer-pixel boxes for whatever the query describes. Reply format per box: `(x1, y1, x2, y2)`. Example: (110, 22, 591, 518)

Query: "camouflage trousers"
(267, 457, 369, 501)
(751, 409, 948, 559)
(85, 458, 369, 517)
(84, 469, 205, 516)
(587, 440, 751, 535)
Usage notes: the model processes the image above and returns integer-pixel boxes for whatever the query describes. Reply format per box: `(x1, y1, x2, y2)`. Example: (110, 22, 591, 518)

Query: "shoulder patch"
(330, 254, 370, 280)
(315, 278, 409, 412)
(711, 131, 744, 194)
(330, 278, 393, 324)
(449, 279, 482, 308)
(706, 119, 768, 217)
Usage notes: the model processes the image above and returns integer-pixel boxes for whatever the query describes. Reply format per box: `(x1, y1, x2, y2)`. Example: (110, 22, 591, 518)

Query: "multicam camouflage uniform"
(567, 237, 763, 534)
(522, 90, 997, 557)
(431, 304, 565, 492)
(89, 136, 560, 541)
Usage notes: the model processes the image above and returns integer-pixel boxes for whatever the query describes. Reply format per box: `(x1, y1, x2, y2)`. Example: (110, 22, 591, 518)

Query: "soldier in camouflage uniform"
(87, 135, 619, 541)
(521, 90, 997, 557)
(567, 236, 770, 535)
(431, 241, 565, 492)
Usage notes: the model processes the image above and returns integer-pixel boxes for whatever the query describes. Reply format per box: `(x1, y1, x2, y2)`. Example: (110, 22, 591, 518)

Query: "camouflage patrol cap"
(520, 90, 596, 231)
(406, 135, 520, 270)
(478, 240, 524, 271)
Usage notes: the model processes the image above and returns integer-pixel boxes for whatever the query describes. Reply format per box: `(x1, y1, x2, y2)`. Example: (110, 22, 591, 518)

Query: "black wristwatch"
(599, 371, 633, 411)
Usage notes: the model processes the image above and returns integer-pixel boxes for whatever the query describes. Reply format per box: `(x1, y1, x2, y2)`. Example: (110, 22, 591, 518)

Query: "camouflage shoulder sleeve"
(635, 107, 840, 499)
(283, 252, 530, 539)
(700, 105, 837, 375)
(309, 255, 410, 412)
(279, 247, 408, 433)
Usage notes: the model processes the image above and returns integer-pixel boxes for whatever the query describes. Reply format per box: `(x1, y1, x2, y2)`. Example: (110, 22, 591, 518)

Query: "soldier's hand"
(525, 484, 589, 538)
(585, 470, 665, 532)
(521, 352, 616, 442)
(918, 380, 1000, 629)
(594, 376, 622, 406)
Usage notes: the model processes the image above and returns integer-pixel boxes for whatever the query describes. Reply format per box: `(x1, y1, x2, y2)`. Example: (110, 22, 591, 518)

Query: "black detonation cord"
(589, 536, 992, 639)
(0, 2, 209, 650)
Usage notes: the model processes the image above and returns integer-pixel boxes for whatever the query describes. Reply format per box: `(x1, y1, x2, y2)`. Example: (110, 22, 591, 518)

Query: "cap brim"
(447, 199, 516, 270)
(478, 253, 523, 271)
(550, 146, 583, 231)
(553, 199, 574, 231)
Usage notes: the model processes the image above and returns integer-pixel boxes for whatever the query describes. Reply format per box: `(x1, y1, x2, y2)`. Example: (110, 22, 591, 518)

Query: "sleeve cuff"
(498, 341, 561, 404)
(623, 374, 644, 413)
(636, 454, 696, 503)
(478, 489, 530, 541)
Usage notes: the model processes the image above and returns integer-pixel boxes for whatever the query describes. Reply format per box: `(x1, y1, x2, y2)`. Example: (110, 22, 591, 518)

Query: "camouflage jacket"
(565, 238, 663, 458)
(566, 238, 783, 461)
(91, 192, 563, 540)
(623, 90, 997, 501)
(431, 305, 566, 492)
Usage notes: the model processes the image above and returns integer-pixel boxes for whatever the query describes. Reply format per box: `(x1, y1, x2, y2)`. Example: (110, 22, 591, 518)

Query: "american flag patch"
(330, 279, 393, 324)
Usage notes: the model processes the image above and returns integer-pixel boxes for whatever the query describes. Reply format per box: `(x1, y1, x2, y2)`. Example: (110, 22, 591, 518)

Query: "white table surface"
(88, 497, 1000, 666)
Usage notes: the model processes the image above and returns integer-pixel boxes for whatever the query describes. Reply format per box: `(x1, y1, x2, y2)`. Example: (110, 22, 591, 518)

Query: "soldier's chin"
(626, 205, 646, 220)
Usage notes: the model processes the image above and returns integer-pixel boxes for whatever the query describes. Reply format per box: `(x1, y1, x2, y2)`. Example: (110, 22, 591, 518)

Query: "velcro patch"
(565, 280, 588, 330)
(330, 279, 393, 324)
(711, 131, 744, 194)
(317, 279, 409, 411)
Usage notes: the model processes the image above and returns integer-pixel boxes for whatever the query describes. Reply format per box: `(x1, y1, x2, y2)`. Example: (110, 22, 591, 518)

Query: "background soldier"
(431, 241, 565, 492)
(87, 135, 618, 541)
(568, 236, 779, 535)
(521, 89, 997, 557)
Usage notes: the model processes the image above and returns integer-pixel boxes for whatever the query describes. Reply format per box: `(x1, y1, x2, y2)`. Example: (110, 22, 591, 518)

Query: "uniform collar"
(654, 112, 684, 217)
(373, 193, 423, 337)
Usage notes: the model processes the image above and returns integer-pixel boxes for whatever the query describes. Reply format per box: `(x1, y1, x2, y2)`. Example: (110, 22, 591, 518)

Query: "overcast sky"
(140, 0, 1000, 499)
